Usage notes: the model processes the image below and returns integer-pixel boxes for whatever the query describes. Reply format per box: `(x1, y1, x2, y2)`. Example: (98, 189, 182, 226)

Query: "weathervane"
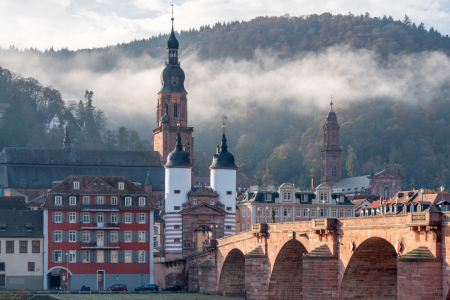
(171, 4, 174, 21)
(329, 95, 334, 112)
(222, 114, 227, 133)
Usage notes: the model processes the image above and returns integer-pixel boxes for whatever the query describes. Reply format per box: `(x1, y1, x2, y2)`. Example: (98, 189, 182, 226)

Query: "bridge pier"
(303, 245, 339, 299)
(245, 247, 271, 300)
(397, 247, 443, 300)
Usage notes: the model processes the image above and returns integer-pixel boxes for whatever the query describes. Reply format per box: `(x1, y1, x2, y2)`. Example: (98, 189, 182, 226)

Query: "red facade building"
(42, 176, 155, 291)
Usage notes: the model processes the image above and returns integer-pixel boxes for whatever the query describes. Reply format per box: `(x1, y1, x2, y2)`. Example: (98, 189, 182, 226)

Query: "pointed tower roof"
(210, 123, 237, 169)
(165, 124, 191, 168)
(161, 106, 170, 123)
(63, 122, 71, 150)
(167, 18, 179, 49)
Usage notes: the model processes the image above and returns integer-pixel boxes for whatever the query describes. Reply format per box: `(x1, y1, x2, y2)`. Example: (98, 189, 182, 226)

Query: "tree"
(346, 145, 358, 177)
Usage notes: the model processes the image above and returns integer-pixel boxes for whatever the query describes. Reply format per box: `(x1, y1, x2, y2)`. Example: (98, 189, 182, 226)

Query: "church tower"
(321, 100, 342, 186)
(153, 15, 194, 169)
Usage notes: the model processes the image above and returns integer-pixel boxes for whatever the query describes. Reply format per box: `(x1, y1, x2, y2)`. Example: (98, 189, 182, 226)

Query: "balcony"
(80, 204, 120, 210)
(79, 241, 121, 249)
(80, 222, 120, 229)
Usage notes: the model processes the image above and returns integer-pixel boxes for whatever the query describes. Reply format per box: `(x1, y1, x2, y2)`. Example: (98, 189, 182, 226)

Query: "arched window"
(332, 165, 337, 177)
(332, 134, 336, 143)
(384, 187, 389, 200)
(174, 105, 178, 118)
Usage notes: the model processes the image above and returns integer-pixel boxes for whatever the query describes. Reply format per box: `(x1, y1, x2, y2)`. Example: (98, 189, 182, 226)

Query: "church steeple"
(321, 97, 342, 186)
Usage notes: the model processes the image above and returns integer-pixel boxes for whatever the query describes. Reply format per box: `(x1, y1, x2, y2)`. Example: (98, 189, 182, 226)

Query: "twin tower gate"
(185, 212, 449, 300)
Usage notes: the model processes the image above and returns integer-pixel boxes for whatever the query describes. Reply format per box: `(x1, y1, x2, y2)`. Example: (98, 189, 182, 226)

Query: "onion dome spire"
(210, 115, 237, 169)
(165, 118, 191, 168)
(63, 121, 71, 150)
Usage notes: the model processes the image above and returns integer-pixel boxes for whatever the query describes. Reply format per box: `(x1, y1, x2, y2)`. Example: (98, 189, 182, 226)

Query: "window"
(320, 193, 328, 202)
(125, 250, 132, 262)
(174, 238, 180, 243)
(28, 262, 35, 272)
(20, 241, 27, 253)
(82, 251, 90, 263)
(332, 165, 337, 177)
(69, 231, 76, 242)
(97, 231, 104, 242)
(294, 208, 301, 217)
(154, 237, 159, 247)
(118, 182, 124, 190)
(6, 241, 14, 253)
(83, 213, 90, 223)
(138, 213, 145, 224)
(97, 213, 104, 223)
(0, 275, 4, 287)
(274, 208, 279, 217)
(320, 209, 328, 218)
(346, 210, 352, 217)
(311, 209, 316, 217)
(301, 195, 307, 202)
(111, 231, 118, 242)
(332, 209, 337, 218)
(174, 105, 178, 118)
(153, 226, 159, 235)
(0, 263, 4, 271)
(339, 209, 345, 218)
(125, 197, 132, 206)
(210, 199, 214, 205)
(54, 231, 62, 242)
(96, 196, 105, 205)
(55, 196, 62, 205)
(32, 241, 40, 253)
(174, 206, 180, 210)
(124, 231, 132, 242)
(138, 250, 145, 263)
(242, 208, 245, 217)
(247, 224, 251, 230)
(193, 199, 197, 205)
(111, 250, 118, 263)
(124, 213, 132, 223)
(138, 231, 145, 242)
(303, 208, 309, 217)
(242, 224, 245, 231)
(69, 196, 76, 205)
(73, 182, 80, 190)
(247, 208, 250, 217)
(283, 193, 291, 200)
(83, 231, 90, 242)
(54, 251, 62, 262)
(82, 196, 90, 205)
(97, 250, 104, 263)
(174, 225, 180, 230)
(139, 197, 146, 206)
(265, 194, 272, 201)
(389, 206, 392, 213)
(403, 206, 407, 214)
(173, 190, 181, 195)
(110, 213, 118, 223)
(284, 208, 291, 217)
(227, 191, 232, 195)
(69, 212, 76, 223)
(54, 212, 62, 223)
(69, 250, 76, 262)
(111, 196, 118, 205)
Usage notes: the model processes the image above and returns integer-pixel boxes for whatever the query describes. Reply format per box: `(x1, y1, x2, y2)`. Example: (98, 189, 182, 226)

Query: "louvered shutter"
(51, 232, 55, 242)
(89, 231, 93, 242)
(66, 232, 70, 242)
(51, 251, 55, 262)
(94, 213, 98, 224)
(144, 213, 148, 224)
(61, 251, 65, 262)
(122, 251, 125, 262)
(61, 213, 65, 223)
(118, 213, 121, 223)
(75, 213, 79, 223)
(61, 231, 65, 242)
(145, 251, 148, 263)
(135, 232, 139, 242)
(89, 251, 92, 263)
(90, 213, 93, 223)
(122, 232, 125, 242)
(116, 231, 121, 242)
(131, 251, 134, 262)
(131, 232, 135, 242)
(145, 231, 148, 242)
(131, 213, 134, 223)
(94, 251, 97, 262)
(117, 251, 121, 262)
(52, 213, 55, 222)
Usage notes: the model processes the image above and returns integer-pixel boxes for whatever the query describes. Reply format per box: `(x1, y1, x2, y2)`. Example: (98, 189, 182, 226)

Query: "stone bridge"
(185, 212, 450, 300)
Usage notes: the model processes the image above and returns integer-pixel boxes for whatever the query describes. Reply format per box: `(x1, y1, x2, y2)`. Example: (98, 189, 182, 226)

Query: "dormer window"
(55, 196, 62, 205)
(118, 182, 124, 190)
(265, 194, 272, 201)
(96, 196, 105, 205)
(340, 195, 344, 202)
(82, 196, 90, 205)
(73, 181, 80, 190)
(139, 197, 146, 206)
(69, 196, 76, 206)
(0, 222, 6, 231)
(111, 196, 118, 205)
(125, 197, 132, 206)
(320, 193, 328, 202)
(193, 199, 197, 205)
(283, 193, 291, 201)
(210, 199, 214, 205)
(301, 194, 307, 202)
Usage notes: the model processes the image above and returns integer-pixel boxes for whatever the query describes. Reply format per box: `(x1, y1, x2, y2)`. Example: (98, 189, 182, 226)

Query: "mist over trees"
(1, 13, 450, 192)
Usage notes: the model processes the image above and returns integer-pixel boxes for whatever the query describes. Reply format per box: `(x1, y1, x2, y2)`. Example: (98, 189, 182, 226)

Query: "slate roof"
(154, 210, 164, 222)
(0, 210, 43, 237)
(0, 147, 165, 190)
(0, 196, 27, 210)
(332, 175, 369, 194)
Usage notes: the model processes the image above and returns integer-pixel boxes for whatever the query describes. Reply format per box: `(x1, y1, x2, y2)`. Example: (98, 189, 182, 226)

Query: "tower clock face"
(171, 94, 180, 103)
(332, 155, 337, 160)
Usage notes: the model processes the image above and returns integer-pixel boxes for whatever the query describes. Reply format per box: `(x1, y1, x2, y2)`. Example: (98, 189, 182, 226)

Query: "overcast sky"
(1, 0, 450, 50)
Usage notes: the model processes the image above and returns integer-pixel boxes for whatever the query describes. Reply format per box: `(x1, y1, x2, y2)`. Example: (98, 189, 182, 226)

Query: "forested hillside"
(1, 13, 450, 191)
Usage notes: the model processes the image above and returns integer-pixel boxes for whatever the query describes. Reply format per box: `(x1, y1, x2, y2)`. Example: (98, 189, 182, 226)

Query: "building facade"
(0, 210, 43, 290)
(42, 176, 154, 291)
(238, 183, 355, 230)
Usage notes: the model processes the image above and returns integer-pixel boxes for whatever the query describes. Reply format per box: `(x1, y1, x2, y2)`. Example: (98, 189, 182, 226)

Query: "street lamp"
(66, 252, 70, 291)
(322, 199, 326, 218)
(336, 196, 340, 218)
(141, 252, 145, 287)
(317, 207, 320, 219)
(420, 188, 425, 212)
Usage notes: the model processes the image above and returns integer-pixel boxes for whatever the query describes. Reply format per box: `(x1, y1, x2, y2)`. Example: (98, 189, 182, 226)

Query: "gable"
(181, 203, 226, 215)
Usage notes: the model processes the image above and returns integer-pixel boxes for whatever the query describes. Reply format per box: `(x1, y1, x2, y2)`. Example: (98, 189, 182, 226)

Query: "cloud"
(1, 0, 450, 50)
(0, 46, 450, 141)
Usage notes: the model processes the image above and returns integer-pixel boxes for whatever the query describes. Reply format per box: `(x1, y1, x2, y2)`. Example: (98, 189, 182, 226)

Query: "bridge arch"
(268, 239, 308, 300)
(218, 248, 245, 296)
(339, 237, 397, 299)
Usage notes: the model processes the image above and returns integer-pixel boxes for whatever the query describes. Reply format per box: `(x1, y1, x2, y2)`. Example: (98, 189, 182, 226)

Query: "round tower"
(210, 124, 237, 236)
(164, 124, 192, 259)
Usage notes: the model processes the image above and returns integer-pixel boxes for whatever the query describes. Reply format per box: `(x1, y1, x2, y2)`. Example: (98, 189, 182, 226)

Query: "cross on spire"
(177, 113, 181, 130)
(222, 114, 227, 133)
(171, 4, 174, 21)
(329, 95, 334, 112)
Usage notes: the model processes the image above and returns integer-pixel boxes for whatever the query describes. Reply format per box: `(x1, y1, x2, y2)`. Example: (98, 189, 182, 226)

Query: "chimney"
(311, 178, 315, 191)
(217, 145, 220, 153)
(413, 188, 416, 191)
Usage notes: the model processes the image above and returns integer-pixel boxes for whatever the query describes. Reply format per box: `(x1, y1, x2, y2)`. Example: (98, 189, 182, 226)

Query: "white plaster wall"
(210, 169, 236, 213)
(0, 238, 44, 276)
(165, 168, 191, 213)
